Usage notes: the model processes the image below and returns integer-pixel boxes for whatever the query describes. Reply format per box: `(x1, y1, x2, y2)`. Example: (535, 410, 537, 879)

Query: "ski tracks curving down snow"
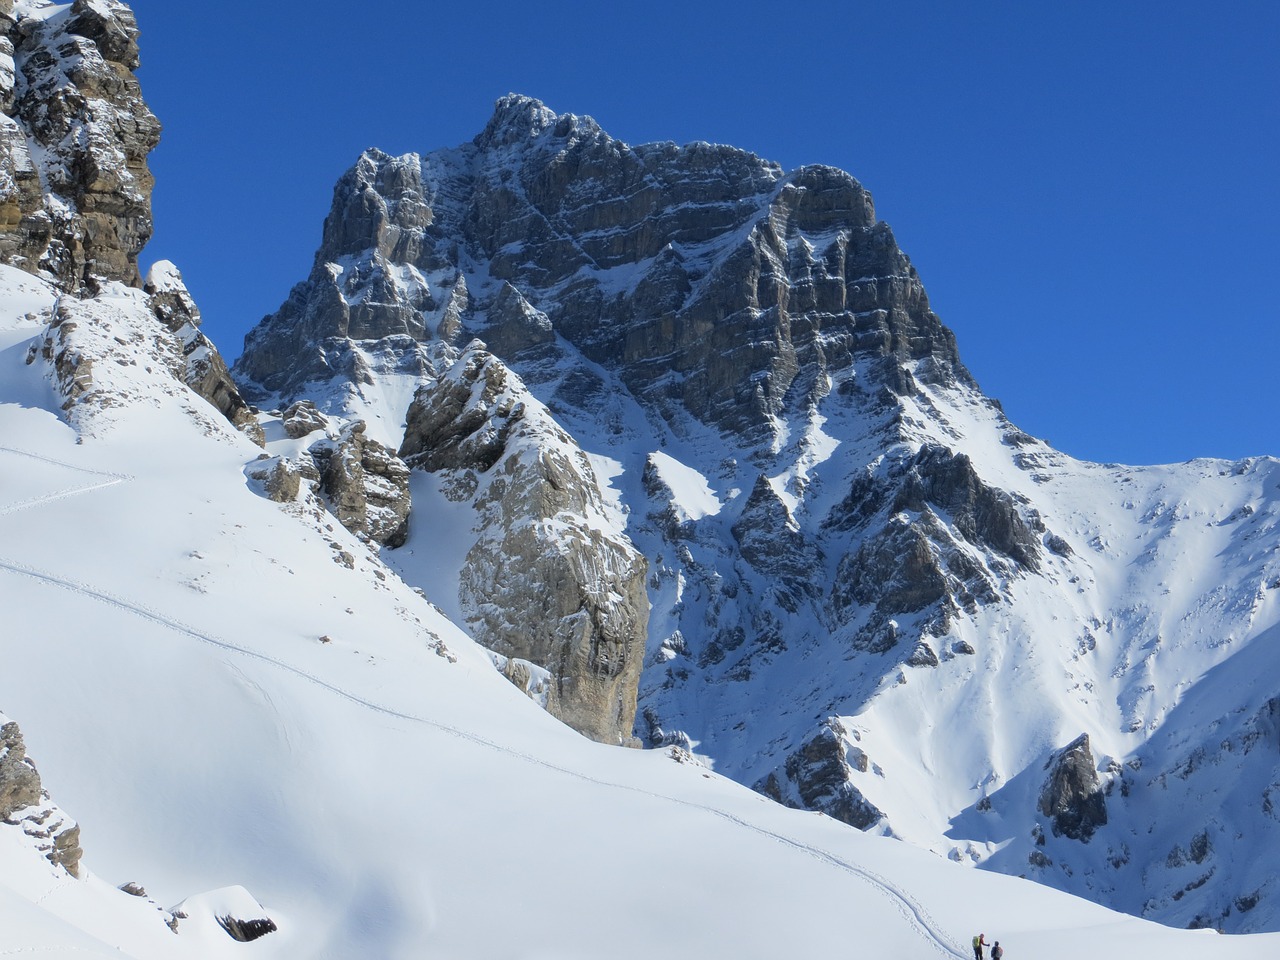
(0, 549, 968, 959)
(0, 446, 132, 517)
(0, 447, 969, 959)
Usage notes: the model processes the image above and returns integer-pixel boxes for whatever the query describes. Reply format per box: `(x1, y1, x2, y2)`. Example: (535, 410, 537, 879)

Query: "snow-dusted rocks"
(1, 716, 81, 878)
(755, 718, 885, 830)
(400, 346, 648, 743)
(31, 281, 242, 443)
(0, 0, 159, 289)
(245, 405, 413, 548)
(144, 260, 263, 446)
(0, 719, 42, 818)
(310, 419, 411, 548)
(281, 398, 327, 439)
(234, 148, 443, 398)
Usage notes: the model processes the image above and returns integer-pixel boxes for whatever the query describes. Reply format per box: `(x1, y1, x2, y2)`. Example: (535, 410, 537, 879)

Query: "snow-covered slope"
(231, 95, 1280, 932)
(2, 257, 1278, 960)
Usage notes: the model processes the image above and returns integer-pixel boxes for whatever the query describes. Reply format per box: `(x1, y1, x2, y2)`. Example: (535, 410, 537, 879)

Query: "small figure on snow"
(991, 941, 1004, 960)
(972, 933, 987, 960)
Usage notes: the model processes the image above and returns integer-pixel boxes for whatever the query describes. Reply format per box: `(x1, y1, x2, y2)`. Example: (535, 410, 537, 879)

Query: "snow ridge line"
(0, 555, 967, 960)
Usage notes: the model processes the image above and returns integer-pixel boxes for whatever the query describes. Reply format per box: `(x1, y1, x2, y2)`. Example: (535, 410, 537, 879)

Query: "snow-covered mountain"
(0, 253, 1273, 960)
(232, 94, 1280, 933)
(1, 2, 1278, 955)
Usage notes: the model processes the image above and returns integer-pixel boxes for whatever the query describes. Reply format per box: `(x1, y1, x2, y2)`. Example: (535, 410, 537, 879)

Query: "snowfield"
(1, 264, 1279, 957)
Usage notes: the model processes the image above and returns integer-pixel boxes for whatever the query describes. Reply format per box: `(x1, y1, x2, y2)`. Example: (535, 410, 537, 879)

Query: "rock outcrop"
(244, 409, 412, 549)
(310, 419, 412, 548)
(144, 260, 263, 446)
(1039, 734, 1108, 841)
(30, 281, 247, 443)
(0, 0, 160, 290)
(755, 719, 884, 830)
(1, 716, 82, 877)
(400, 346, 648, 743)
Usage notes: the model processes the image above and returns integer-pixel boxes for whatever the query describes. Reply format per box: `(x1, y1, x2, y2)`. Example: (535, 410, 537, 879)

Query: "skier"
(991, 941, 1004, 960)
(972, 933, 987, 960)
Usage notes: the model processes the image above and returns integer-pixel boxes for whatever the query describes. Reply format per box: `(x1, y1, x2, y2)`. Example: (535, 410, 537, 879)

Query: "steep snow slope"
(3, 267, 1279, 955)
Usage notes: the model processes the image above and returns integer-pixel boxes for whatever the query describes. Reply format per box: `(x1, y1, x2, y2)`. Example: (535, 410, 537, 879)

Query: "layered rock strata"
(0, 2, 257, 447)
(0, 0, 159, 290)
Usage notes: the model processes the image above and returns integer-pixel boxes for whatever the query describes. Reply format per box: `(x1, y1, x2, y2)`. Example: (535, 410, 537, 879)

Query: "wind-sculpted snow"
(233, 94, 1280, 932)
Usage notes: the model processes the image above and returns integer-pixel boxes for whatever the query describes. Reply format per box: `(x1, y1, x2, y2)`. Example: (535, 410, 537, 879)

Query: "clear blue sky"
(128, 1, 1278, 465)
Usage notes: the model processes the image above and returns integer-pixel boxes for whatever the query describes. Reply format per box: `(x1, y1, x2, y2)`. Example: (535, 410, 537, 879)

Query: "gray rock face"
(400, 346, 648, 744)
(0, 717, 82, 877)
(281, 399, 328, 439)
(144, 261, 263, 446)
(755, 720, 884, 830)
(0, 720, 40, 817)
(1039, 733, 1108, 841)
(235, 94, 970, 445)
(0, 0, 160, 290)
(310, 420, 412, 548)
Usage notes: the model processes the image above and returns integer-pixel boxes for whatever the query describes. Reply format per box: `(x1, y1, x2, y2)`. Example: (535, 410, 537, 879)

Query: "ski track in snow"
(0, 446, 132, 516)
(0, 552, 965, 957)
(0, 450, 967, 960)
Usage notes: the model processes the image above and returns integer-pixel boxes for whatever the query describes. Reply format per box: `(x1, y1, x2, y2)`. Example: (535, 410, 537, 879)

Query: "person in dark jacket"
(991, 942, 1004, 960)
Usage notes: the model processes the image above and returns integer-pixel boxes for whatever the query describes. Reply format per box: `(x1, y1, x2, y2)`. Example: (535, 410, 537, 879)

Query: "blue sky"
(128, 1, 1278, 465)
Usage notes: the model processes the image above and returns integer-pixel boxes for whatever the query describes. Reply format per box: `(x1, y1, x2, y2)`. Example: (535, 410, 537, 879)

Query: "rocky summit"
(232, 94, 1280, 932)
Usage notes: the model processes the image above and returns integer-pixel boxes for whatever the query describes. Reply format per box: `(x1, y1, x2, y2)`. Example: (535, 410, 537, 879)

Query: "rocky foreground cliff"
(234, 95, 1280, 932)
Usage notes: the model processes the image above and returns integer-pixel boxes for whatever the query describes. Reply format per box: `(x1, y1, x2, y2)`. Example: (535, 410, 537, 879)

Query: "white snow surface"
(3, 273, 1278, 957)
(647, 449, 721, 522)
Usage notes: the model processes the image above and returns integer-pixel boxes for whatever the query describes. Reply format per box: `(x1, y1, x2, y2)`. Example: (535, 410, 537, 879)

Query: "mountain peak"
(473, 93, 605, 150)
(475, 93, 559, 148)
